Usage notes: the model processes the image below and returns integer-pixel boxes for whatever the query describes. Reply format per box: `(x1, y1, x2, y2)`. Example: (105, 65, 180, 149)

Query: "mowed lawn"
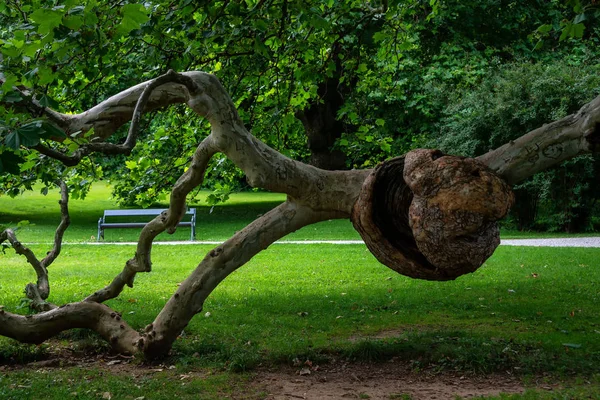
(0, 183, 360, 243)
(1, 183, 600, 399)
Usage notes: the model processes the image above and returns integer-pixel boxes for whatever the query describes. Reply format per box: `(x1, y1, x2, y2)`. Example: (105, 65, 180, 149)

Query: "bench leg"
(97, 218, 105, 241)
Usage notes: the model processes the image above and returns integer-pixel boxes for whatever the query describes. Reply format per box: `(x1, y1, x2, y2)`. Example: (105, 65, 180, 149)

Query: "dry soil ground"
(253, 361, 534, 400)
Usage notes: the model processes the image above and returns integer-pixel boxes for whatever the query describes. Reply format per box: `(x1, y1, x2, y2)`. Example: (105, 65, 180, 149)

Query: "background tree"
(3, 0, 599, 227)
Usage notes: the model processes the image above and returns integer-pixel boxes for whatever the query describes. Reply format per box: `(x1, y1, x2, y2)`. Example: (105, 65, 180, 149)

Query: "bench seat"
(97, 208, 196, 241)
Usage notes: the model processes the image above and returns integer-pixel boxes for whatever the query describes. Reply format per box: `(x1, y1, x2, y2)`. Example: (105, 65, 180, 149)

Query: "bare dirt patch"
(0, 341, 550, 400)
(254, 361, 528, 400)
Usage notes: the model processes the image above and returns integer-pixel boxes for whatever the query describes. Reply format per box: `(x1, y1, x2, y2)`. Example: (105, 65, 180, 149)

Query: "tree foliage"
(1, 0, 599, 228)
(434, 61, 600, 231)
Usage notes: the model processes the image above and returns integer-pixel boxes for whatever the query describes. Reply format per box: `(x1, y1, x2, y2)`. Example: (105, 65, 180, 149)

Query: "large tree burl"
(352, 149, 514, 280)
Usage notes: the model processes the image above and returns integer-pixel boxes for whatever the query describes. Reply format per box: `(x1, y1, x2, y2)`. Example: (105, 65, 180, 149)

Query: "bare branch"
(0, 303, 140, 354)
(24, 284, 56, 312)
(0, 228, 53, 311)
(143, 200, 341, 358)
(31, 70, 202, 167)
(184, 71, 370, 210)
(0, 181, 70, 311)
(41, 181, 70, 267)
(478, 94, 600, 184)
(1, 69, 598, 359)
(0, 229, 41, 270)
(85, 135, 218, 303)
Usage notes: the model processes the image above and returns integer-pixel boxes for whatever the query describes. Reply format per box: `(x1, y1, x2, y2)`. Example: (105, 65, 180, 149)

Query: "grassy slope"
(1, 184, 600, 398)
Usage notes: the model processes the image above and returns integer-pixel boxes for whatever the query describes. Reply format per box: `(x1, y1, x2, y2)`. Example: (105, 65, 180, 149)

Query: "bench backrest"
(103, 209, 196, 217)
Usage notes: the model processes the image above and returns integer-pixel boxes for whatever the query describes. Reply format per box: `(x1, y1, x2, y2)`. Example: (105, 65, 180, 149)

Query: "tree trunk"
(511, 187, 540, 231)
(296, 77, 349, 170)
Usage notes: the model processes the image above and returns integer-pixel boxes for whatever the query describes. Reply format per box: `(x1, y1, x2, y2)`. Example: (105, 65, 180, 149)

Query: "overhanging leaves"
(0, 150, 25, 175)
(116, 4, 150, 35)
(3, 121, 67, 150)
(29, 9, 63, 35)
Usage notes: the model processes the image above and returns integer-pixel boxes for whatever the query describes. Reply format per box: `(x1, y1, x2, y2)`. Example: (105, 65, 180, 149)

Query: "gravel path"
(500, 237, 600, 247)
(79, 237, 600, 247)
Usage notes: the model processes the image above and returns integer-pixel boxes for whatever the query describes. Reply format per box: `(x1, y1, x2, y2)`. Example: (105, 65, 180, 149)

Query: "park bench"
(97, 208, 197, 241)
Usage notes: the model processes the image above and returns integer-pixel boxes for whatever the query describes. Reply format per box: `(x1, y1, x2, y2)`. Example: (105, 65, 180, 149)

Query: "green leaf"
(559, 25, 570, 41)
(38, 94, 59, 108)
(373, 31, 386, 43)
(16, 220, 31, 228)
(30, 9, 63, 34)
(63, 15, 84, 30)
(3, 120, 64, 150)
(536, 24, 552, 34)
(125, 160, 138, 170)
(84, 9, 99, 25)
(253, 38, 270, 57)
(37, 65, 55, 85)
(0, 151, 24, 175)
(22, 42, 42, 58)
(0, 45, 21, 58)
(573, 13, 586, 24)
(4, 123, 43, 149)
(19, 159, 37, 172)
(40, 121, 67, 139)
(310, 15, 329, 30)
(12, 39, 24, 49)
(1, 75, 18, 93)
(571, 23, 585, 38)
(252, 20, 268, 32)
(116, 4, 149, 35)
(560, 22, 585, 40)
(2, 91, 23, 103)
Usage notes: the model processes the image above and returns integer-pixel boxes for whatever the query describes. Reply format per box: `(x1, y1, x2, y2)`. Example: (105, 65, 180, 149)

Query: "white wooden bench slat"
(97, 208, 196, 241)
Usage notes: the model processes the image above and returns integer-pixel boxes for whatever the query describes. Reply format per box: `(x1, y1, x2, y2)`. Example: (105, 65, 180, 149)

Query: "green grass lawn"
(1, 184, 600, 399)
(1, 244, 600, 398)
(0, 183, 359, 243)
(1, 182, 597, 244)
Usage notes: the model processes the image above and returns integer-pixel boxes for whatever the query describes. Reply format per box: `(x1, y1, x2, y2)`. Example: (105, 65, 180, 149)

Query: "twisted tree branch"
(85, 134, 218, 303)
(0, 181, 70, 311)
(0, 302, 140, 354)
(477, 94, 600, 184)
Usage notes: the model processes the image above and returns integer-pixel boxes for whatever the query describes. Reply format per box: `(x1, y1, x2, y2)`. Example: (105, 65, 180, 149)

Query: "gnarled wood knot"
(352, 149, 513, 281)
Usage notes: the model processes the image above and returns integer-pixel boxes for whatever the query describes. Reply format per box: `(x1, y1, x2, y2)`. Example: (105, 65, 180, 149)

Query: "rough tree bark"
(0, 70, 598, 358)
(295, 76, 350, 171)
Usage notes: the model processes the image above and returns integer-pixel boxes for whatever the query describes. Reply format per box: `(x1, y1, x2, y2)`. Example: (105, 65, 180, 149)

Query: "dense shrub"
(433, 61, 600, 231)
